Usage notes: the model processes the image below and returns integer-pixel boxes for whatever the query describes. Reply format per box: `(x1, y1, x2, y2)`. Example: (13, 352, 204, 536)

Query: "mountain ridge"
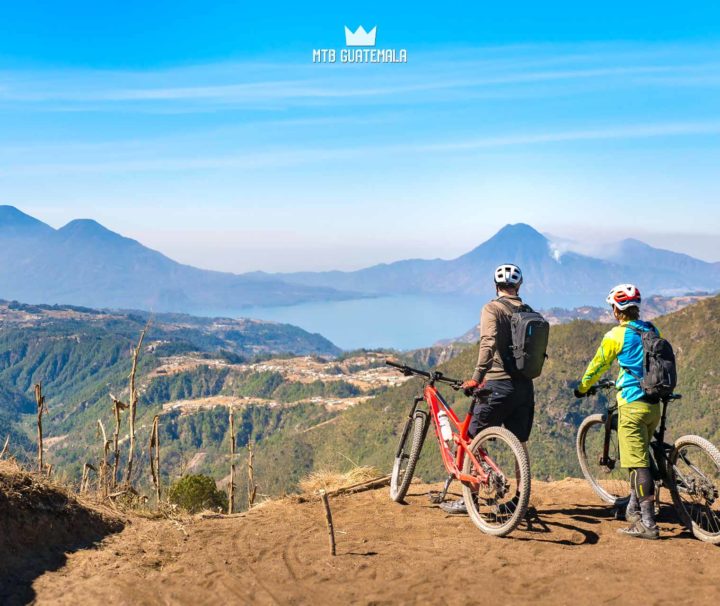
(270, 223, 720, 308)
(1, 208, 718, 315)
(0, 206, 357, 312)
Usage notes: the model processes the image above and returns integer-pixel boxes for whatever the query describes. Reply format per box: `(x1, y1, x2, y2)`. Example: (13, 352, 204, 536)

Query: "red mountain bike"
(386, 361, 531, 536)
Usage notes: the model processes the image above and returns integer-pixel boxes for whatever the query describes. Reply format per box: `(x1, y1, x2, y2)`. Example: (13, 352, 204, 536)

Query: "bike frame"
(412, 380, 499, 486)
(600, 394, 678, 486)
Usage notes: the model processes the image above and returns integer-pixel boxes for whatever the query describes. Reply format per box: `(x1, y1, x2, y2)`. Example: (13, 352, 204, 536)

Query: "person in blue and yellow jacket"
(574, 284, 661, 540)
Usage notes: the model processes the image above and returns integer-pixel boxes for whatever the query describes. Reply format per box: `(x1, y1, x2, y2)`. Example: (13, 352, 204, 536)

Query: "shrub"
(167, 474, 228, 513)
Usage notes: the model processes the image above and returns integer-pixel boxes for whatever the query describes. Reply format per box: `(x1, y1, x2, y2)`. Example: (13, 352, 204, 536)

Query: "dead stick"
(125, 322, 149, 486)
(81, 463, 90, 493)
(97, 419, 110, 496)
(0, 436, 9, 459)
(35, 383, 46, 473)
(154, 417, 160, 504)
(324, 475, 391, 498)
(228, 409, 235, 514)
(319, 489, 337, 556)
(109, 394, 127, 489)
(247, 439, 257, 509)
(148, 415, 160, 506)
(80, 463, 96, 492)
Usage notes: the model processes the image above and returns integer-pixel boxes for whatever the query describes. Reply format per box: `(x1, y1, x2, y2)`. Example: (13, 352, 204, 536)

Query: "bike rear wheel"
(462, 426, 530, 537)
(390, 410, 428, 503)
(576, 413, 630, 506)
(669, 434, 720, 544)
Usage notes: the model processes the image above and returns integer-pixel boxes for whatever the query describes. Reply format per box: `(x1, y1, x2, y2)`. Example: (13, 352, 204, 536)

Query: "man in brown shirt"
(441, 263, 535, 515)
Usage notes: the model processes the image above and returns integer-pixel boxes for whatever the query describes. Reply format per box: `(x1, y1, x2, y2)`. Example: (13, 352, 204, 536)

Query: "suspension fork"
(395, 396, 425, 458)
(600, 407, 617, 469)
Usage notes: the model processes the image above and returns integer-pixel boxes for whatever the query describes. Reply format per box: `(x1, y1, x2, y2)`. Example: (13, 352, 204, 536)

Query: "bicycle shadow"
(404, 488, 463, 506)
(511, 506, 600, 546)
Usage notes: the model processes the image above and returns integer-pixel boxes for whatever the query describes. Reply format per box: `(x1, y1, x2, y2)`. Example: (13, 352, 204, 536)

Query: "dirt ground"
(19, 478, 719, 606)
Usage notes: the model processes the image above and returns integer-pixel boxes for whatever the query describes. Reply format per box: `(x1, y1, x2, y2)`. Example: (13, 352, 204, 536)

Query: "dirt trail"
(29, 479, 720, 605)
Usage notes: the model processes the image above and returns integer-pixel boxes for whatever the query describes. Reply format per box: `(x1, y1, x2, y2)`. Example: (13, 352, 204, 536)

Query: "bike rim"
(673, 444, 720, 536)
(581, 420, 629, 503)
(392, 453, 410, 490)
(467, 435, 522, 529)
(391, 420, 416, 495)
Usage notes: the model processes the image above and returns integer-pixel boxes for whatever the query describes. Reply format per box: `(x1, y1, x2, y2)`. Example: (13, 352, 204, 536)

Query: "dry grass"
(298, 466, 382, 494)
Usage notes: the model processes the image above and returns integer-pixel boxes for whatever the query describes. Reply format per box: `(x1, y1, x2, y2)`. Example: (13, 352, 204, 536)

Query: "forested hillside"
(2, 296, 718, 510)
(0, 300, 340, 469)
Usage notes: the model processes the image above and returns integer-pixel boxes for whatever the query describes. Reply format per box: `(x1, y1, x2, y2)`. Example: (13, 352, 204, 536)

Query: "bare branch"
(148, 415, 161, 506)
(228, 409, 235, 514)
(319, 490, 337, 556)
(35, 383, 46, 473)
(247, 439, 257, 509)
(125, 321, 150, 486)
(97, 419, 110, 496)
(108, 394, 127, 489)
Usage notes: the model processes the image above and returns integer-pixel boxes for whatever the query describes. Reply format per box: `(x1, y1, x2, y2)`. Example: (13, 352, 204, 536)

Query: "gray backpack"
(625, 324, 677, 399)
(497, 299, 550, 380)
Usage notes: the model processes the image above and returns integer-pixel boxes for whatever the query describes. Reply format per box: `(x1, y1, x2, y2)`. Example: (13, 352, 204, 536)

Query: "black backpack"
(625, 324, 677, 399)
(497, 299, 550, 380)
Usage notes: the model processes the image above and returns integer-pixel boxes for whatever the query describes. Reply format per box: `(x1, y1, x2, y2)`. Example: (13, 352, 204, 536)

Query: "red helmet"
(606, 284, 641, 310)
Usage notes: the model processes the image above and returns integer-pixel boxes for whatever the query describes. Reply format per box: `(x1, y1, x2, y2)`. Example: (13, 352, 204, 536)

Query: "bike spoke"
(582, 419, 629, 502)
(673, 445, 720, 536)
(470, 440, 520, 528)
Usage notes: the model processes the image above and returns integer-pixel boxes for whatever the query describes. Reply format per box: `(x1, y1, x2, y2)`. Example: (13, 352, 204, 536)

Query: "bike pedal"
(428, 491, 444, 504)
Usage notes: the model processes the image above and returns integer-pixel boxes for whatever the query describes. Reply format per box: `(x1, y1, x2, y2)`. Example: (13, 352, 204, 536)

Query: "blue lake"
(237, 295, 484, 351)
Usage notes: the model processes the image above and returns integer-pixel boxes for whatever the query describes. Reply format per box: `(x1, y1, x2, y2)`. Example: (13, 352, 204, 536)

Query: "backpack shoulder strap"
(495, 297, 516, 314)
(496, 297, 532, 314)
(626, 324, 642, 335)
(621, 323, 646, 381)
(626, 322, 658, 336)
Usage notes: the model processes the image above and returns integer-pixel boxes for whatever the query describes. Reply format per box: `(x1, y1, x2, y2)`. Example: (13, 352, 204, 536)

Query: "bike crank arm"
(429, 474, 455, 504)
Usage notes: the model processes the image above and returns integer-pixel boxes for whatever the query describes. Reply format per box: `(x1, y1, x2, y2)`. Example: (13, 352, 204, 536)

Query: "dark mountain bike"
(576, 380, 720, 543)
(386, 360, 531, 537)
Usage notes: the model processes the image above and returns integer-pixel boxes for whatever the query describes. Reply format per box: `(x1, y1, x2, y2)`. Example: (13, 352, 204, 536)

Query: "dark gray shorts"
(468, 378, 535, 442)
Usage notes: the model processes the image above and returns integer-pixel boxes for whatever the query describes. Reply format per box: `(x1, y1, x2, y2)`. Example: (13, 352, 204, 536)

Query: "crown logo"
(344, 25, 377, 47)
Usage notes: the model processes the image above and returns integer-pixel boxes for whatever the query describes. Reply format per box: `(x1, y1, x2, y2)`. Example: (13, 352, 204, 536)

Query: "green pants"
(618, 399, 661, 468)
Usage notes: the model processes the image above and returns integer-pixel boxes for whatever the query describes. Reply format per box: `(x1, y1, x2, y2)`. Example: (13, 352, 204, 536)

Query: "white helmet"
(494, 264, 523, 286)
(606, 283, 642, 310)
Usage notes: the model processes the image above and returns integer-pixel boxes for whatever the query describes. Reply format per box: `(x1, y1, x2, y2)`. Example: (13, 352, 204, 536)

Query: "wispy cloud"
(4, 120, 720, 176)
(1, 44, 719, 112)
(415, 121, 720, 152)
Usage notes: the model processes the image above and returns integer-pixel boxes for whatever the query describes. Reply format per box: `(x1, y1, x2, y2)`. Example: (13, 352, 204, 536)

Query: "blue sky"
(1, 1, 719, 271)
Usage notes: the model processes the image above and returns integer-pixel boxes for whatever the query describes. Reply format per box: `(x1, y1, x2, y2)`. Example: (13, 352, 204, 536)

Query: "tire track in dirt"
(31, 479, 720, 605)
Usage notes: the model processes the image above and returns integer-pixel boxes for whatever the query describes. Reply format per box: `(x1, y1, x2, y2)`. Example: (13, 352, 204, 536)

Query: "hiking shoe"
(439, 498, 467, 515)
(618, 520, 659, 540)
(624, 507, 641, 524)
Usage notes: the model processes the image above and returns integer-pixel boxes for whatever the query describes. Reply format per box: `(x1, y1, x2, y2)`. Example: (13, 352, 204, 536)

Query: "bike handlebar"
(595, 380, 616, 390)
(385, 360, 463, 389)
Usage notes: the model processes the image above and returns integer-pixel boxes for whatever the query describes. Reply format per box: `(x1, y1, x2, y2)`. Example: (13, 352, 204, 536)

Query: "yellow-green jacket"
(578, 320, 659, 405)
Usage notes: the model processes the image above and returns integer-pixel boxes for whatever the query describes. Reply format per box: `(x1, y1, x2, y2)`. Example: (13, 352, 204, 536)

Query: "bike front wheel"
(389, 410, 428, 503)
(576, 414, 630, 506)
(669, 434, 720, 544)
(462, 426, 530, 537)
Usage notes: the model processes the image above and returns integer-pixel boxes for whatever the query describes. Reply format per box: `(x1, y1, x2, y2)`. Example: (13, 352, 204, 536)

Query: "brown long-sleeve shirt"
(471, 296, 524, 383)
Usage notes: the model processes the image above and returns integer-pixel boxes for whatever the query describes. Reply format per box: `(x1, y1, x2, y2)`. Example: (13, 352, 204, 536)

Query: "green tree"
(167, 474, 228, 513)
